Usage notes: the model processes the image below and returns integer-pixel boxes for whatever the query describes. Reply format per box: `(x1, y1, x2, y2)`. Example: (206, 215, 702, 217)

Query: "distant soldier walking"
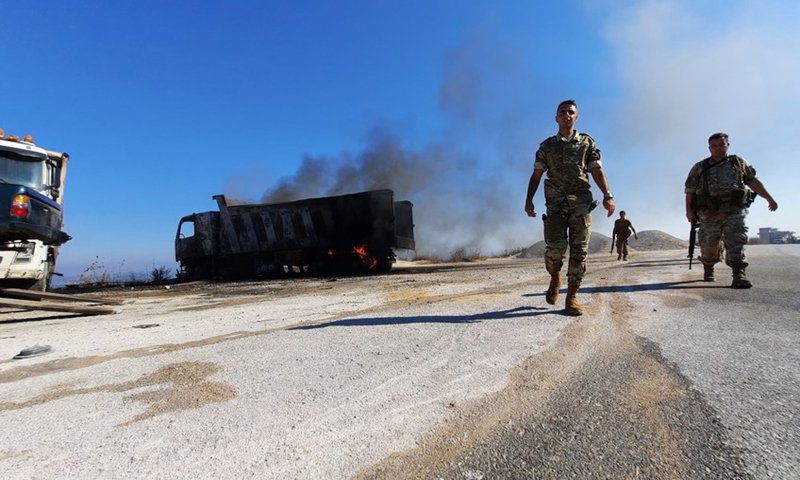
(524, 99, 615, 315)
(684, 132, 778, 288)
(611, 211, 638, 260)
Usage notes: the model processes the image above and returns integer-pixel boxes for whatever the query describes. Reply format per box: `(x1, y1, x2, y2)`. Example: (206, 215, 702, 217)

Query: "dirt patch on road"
(0, 361, 236, 426)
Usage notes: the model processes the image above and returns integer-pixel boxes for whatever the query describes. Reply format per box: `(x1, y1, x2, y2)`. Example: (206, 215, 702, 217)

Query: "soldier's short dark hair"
(620, 210, 626, 215)
(708, 132, 729, 143)
(557, 99, 578, 113)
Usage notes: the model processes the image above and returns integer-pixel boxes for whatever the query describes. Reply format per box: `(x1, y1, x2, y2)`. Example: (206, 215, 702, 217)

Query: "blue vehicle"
(0, 128, 70, 290)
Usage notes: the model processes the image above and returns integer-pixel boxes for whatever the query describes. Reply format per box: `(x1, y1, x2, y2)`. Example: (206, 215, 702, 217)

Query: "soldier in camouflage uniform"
(524, 100, 615, 315)
(685, 132, 778, 288)
(611, 210, 638, 261)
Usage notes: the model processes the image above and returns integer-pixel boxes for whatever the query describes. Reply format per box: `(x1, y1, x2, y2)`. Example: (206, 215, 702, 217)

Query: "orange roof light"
(8, 135, 19, 141)
(0, 128, 4, 137)
(23, 135, 34, 143)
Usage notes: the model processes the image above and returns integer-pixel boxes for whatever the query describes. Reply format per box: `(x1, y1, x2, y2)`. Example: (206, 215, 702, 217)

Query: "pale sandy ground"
(0, 251, 710, 479)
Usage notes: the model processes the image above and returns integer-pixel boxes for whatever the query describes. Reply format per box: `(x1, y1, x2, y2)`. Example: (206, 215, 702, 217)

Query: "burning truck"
(175, 189, 414, 281)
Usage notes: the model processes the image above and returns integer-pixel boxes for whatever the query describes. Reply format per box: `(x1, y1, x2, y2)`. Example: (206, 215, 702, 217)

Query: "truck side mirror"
(45, 159, 62, 200)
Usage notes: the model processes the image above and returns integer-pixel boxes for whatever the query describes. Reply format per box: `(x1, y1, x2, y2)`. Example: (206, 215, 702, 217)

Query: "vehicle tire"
(372, 259, 393, 274)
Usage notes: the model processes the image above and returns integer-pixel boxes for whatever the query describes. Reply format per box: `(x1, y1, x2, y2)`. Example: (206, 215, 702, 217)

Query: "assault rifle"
(688, 220, 698, 270)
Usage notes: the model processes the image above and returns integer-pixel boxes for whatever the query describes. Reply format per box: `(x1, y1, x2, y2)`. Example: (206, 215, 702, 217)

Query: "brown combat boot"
(703, 264, 715, 282)
(546, 274, 561, 305)
(731, 267, 752, 289)
(565, 281, 584, 316)
(617, 253, 622, 260)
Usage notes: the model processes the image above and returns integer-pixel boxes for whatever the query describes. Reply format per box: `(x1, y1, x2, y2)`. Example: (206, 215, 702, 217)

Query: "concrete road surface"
(0, 245, 797, 479)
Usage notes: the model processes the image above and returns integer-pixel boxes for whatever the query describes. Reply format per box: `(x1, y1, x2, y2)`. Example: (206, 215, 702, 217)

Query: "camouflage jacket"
(534, 131, 602, 199)
(685, 155, 757, 214)
(614, 219, 634, 239)
(684, 155, 756, 197)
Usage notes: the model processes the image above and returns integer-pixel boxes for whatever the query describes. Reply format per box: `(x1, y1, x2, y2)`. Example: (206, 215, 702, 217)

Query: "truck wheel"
(29, 261, 52, 292)
(372, 259, 393, 274)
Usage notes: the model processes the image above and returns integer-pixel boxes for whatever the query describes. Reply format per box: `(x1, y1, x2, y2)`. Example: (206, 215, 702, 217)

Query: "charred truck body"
(175, 189, 414, 280)
(0, 129, 70, 291)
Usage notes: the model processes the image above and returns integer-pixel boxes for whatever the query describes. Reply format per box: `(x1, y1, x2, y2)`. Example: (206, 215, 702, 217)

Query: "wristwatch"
(603, 192, 614, 200)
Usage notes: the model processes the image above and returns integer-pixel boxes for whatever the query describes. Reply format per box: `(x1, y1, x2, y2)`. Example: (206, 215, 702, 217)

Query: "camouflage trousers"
(543, 193, 593, 283)
(698, 209, 748, 268)
(615, 238, 629, 256)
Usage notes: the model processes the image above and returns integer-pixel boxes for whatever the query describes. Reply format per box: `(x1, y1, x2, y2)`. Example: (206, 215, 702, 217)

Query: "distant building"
(759, 227, 797, 244)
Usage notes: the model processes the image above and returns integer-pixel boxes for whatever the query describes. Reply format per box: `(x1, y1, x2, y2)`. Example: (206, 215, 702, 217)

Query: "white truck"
(0, 128, 70, 291)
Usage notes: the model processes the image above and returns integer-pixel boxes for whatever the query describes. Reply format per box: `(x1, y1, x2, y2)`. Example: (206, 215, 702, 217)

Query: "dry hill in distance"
(517, 230, 688, 258)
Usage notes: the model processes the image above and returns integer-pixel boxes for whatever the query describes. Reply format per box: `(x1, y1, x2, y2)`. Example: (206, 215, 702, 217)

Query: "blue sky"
(3, 1, 798, 283)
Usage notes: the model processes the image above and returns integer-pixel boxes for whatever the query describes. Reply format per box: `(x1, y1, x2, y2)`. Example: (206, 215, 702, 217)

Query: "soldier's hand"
(525, 201, 536, 217)
(603, 198, 615, 217)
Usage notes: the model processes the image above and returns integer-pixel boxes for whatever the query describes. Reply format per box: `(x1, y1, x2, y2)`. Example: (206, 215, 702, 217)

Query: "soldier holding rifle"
(611, 210, 638, 261)
(684, 132, 778, 288)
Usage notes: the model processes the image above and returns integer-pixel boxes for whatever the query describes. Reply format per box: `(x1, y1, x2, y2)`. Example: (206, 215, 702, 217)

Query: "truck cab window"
(0, 151, 44, 189)
(179, 220, 195, 238)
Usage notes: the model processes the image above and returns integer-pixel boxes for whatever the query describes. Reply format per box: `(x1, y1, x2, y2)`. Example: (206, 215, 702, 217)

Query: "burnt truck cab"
(0, 130, 70, 290)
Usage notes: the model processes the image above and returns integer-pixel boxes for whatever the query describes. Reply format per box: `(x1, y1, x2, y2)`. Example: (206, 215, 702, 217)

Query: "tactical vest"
(692, 155, 755, 212)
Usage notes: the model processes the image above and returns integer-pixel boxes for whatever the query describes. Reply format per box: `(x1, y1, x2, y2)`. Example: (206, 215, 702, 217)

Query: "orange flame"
(353, 244, 378, 268)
